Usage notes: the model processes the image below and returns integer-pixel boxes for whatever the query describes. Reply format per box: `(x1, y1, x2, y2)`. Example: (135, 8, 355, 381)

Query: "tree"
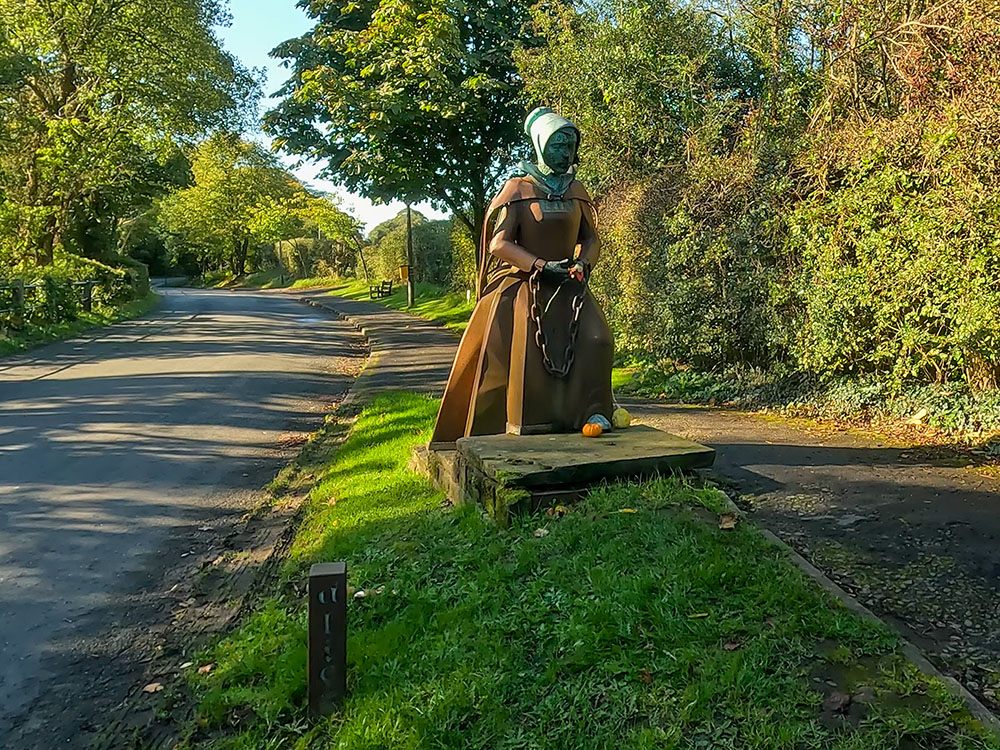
(0, 0, 257, 268)
(264, 0, 534, 253)
(366, 209, 452, 285)
(157, 135, 296, 276)
(298, 194, 370, 279)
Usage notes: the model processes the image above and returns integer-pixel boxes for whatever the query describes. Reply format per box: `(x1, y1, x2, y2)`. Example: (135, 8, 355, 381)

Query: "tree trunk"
(295, 239, 308, 277)
(237, 237, 249, 277)
(37, 215, 56, 266)
(353, 239, 371, 281)
(232, 235, 249, 277)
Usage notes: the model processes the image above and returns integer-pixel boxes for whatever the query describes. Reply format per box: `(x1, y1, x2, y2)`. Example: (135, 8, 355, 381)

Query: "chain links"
(528, 266, 587, 378)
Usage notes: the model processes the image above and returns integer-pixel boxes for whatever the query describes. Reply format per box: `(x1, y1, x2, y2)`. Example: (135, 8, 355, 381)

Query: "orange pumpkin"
(582, 422, 603, 438)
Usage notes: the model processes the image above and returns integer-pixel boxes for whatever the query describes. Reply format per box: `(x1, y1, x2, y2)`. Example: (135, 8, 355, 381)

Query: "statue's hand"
(539, 259, 572, 282)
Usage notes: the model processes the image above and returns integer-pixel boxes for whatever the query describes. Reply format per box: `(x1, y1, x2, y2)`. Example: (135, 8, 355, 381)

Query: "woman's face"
(542, 128, 578, 174)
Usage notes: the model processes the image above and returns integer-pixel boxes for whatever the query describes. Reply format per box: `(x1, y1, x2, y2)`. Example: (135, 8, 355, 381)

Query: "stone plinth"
(414, 425, 715, 524)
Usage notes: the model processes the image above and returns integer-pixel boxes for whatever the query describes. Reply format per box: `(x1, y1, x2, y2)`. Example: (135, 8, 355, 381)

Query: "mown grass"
(0, 289, 160, 358)
(303, 277, 475, 333)
(181, 392, 997, 750)
(206, 270, 476, 333)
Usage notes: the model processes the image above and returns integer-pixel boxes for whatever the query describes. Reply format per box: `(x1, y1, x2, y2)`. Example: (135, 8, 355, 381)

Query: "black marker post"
(308, 562, 347, 718)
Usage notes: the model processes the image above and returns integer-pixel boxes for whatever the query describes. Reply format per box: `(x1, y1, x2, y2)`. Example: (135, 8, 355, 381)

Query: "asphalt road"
(0, 286, 364, 746)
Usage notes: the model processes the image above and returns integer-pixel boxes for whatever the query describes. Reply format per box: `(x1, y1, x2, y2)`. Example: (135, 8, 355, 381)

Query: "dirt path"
(629, 400, 1000, 710)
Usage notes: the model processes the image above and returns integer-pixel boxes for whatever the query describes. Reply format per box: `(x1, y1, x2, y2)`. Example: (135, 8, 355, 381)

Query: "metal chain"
(528, 267, 588, 378)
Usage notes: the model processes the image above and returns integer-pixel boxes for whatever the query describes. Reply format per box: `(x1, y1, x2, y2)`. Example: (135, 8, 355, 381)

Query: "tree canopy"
(264, 0, 534, 243)
(157, 134, 363, 278)
(0, 0, 258, 270)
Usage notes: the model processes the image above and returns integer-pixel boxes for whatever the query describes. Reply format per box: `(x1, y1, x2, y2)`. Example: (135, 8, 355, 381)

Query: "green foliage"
(0, 0, 257, 269)
(157, 134, 365, 279)
(0, 290, 159, 357)
(266, 0, 535, 241)
(366, 209, 453, 286)
(448, 218, 478, 292)
(788, 115, 1000, 391)
(185, 393, 996, 749)
(513, 0, 1000, 411)
(517, 0, 757, 192)
(40, 276, 79, 324)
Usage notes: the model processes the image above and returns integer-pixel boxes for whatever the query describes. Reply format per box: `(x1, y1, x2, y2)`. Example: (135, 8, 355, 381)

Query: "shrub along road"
(0, 287, 365, 749)
(310, 284, 1000, 720)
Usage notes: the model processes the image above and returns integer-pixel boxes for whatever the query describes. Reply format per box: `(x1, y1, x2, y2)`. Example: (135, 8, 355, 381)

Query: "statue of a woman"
(431, 108, 614, 445)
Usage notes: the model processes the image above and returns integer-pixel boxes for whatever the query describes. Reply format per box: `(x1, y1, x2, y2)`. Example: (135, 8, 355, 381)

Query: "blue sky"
(216, 0, 446, 231)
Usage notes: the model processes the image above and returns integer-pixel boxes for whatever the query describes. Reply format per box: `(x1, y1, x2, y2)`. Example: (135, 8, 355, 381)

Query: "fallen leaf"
(545, 505, 569, 518)
(327, 498, 337, 506)
(618, 508, 637, 514)
(180, 662, 194, 669)
(718, 513, 738, 530)
(688, 612, 709, 619)
(142, 682, 164, 693)
(533, 528, 550, 538)
(823, 691, 851, 714)
(639, 669, 653, 684)
(354, 589, 367, 599)
(723, 641, 742, 651)
(197, 663, 214, 675)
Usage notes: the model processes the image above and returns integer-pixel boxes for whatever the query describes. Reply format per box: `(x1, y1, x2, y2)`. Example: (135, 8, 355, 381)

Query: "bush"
(788, 109, 1000, 391)
(366, 210, 453, 285)
(56, 253, 136, 307)
(448, 219, 477, 292)
(41, 275, 79, 323)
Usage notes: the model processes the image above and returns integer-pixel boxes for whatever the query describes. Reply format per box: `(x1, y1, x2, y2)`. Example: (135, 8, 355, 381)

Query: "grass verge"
(202, 271, 475, 333)
(303, 277, 474, 333)
(0, 289, 160, 358)
(178, 392, 997, 750)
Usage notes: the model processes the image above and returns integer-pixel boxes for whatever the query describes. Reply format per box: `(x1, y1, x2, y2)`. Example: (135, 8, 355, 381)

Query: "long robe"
(430, 176, 614, 446)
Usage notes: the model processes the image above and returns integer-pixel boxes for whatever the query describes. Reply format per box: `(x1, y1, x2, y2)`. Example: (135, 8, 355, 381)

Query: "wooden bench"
(369, 280, 393, 298)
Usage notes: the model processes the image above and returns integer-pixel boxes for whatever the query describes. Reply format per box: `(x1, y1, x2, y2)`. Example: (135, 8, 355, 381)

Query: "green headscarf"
(519, 107, 580, 199)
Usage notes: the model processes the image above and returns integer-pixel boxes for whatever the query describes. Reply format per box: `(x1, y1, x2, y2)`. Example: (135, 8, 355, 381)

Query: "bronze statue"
(431, 108, 614, 445)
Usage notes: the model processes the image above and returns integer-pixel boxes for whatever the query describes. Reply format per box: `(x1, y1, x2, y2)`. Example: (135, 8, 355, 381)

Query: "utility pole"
(405, 202, 415, 308)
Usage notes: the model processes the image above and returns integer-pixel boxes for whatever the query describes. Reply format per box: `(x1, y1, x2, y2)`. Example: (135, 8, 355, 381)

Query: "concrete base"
(413, 425, 715, 523)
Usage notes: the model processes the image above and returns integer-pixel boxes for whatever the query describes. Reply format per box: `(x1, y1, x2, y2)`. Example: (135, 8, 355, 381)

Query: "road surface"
(0, 286, 364, 747)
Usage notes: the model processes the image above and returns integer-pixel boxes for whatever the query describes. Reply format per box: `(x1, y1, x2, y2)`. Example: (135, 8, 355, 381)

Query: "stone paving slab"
(458, 425, 715, 489)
